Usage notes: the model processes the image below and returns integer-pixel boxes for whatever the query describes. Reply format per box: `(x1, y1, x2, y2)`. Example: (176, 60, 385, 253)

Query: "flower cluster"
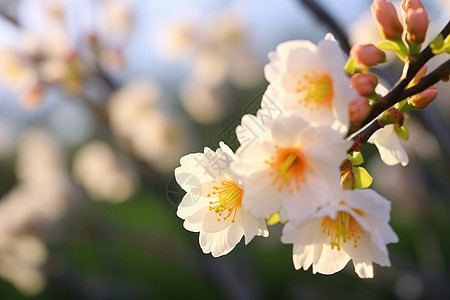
(175, 33, 397, 278)
(174, 0, 448, 279)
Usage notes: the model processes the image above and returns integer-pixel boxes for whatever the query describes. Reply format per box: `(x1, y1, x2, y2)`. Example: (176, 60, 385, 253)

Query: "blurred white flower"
(131, 111, 191, 172)
(0, 50, 39, 92)
(161, 19, 197, 60)
(108, 78, 191, 171)
(282, 189, 398, 278)
(179, 78, 228, 124)
(190, 47, 228, 86)
(0, 235, 47, 296)
(175, 142, 268, 257)
(158, 7, 262, 89)
(264, 34, 356, 135)
(15, 129, 72, 221)
(228, 51, 264, 89)
(108, 78, 161, 138)
(100, 0, 133, 44)
(0, 129, 72, 295)
(73, 140, 137, 203)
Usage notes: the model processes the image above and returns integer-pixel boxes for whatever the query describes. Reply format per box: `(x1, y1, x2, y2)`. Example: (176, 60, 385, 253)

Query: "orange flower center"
(296, 72, 334, 110)
(322, 210, 365, 250)
(207, 179, 243, 223)
(266, 147, 310, 193)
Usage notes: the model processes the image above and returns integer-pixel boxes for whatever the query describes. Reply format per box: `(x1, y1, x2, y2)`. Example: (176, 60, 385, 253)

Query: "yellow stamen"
(208, 179, 243, 223)
(322, 211, 364, 250)
(296, 72, 334, 110)
(267, 147, 310, 192)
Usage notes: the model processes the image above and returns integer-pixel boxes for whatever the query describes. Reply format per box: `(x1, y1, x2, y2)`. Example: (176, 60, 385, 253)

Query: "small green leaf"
(348, 151, 364, 166)
(394, 124, 409, 141)
(430, 35, 444, 50)
(377, 40, 408, 60)
(353, 166, 373, 189)
(266, 213, 280, 226)
(431, 34, 450, 54)
(398, 98, 416, 113)
(344, 57, 356, 74)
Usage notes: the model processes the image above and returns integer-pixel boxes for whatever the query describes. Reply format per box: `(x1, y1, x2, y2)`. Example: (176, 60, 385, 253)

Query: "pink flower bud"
(408, 86, 438, 109)
(349, 95, 371, 123)
(410, 64, 427, 85)
(405, 8, 428, 44)
(401, 0, 424, 12)
(350, 44, 386, 67)
(371, 0, 403, 40)
(350, 73, 379, 96)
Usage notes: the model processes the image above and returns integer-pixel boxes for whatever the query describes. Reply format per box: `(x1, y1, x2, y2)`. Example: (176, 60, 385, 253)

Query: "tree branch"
(0, 7, 18, 27)
(356, 20, 450, 133)
(400, 59, 450, 100)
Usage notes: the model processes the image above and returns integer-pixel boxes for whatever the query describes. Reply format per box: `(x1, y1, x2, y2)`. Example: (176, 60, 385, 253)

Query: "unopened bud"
(371, 0, 404, 40)
(349, 95, 371, 123)
(350, 44, 386, 67)
(350, 73, 378, 95)
(381, 108, 404, 126)
(405, 8, 428, 44)
(340, 159, 353, 175)
(408, 86, 438, 109)
(410, 64, 427, 85)
(341, 170, 355, 190)
(401, 0, 424, 12)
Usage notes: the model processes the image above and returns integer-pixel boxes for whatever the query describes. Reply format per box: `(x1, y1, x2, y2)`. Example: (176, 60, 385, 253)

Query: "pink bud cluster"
(371, 0, 429, 44)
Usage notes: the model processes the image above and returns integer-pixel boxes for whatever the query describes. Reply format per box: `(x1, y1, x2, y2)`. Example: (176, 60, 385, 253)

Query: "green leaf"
(348, 151, 364, 166)
(398, 98, 416, 113)
(430, 35, 444, 51)
(353, 166, 373, 189)
(266, 213, 281, 226)
(377, 40, 408, 60)
(431, 34, 450, 54)
(394, 124, 409, 141)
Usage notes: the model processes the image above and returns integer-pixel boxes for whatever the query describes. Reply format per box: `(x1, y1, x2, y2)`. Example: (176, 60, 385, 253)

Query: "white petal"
(240, 209, 268, 244)
(177, 193, 208, 219)
(293, 243, 315, 271)
(313, 244, 351, 275)
(369, 125, 409, 166)
(202, 210, 234, 233)
(235, 114, 269, 154)
(175, 153, 213, 192)
(353, 261, 374, 279)
(203, 146, 235, 179)
(270, 116, 308, 147)
(199, 225, 244, 257)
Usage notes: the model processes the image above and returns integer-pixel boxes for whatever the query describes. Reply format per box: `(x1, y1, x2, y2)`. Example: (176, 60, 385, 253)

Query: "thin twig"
(400, 59, 450, 99)
(347, 20, 450, 153)
(348, 58, 450, 154)
(0, 7, 18, 27)
(355, 20, 450, 133)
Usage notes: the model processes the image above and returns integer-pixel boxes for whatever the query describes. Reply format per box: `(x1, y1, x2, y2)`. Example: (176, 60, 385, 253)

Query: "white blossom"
(175, 142, 268, 257)
(264, 34, 356, 135)
(282, 189, 398, 278)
